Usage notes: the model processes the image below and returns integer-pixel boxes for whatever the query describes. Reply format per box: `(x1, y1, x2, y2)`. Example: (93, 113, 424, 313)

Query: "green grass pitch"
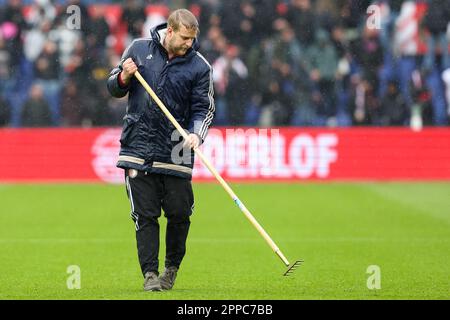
(0, 182, 448, 300)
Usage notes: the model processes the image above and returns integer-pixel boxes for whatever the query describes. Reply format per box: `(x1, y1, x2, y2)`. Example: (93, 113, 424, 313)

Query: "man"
(107, 9, 215, 291)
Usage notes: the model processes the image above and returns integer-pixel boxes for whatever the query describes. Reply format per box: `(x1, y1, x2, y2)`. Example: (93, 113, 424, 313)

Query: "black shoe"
(143, 271, 162, 291)
(159, 266, 178, 290)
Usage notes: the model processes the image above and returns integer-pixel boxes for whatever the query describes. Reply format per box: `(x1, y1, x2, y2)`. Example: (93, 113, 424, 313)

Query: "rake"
(134, 71, 303, 276)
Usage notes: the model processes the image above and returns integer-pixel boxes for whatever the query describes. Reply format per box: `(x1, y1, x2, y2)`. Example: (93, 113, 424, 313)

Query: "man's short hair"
(167, 9, 199, 33)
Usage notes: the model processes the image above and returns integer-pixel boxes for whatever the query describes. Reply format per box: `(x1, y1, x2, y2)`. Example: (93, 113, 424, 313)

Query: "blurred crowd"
(0, 0, 449, 128)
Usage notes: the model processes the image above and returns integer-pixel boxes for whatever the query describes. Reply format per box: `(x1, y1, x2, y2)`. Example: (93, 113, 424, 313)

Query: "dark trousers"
(125, 170, 194, 276)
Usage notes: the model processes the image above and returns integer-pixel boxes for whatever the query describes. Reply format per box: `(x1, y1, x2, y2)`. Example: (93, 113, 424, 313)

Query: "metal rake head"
(283, 260, 304, 276)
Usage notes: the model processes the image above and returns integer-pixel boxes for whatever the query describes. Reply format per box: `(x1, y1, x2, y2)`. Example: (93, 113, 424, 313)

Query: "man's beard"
(174, 46, 188, 55)
(169, 40, 188, 56)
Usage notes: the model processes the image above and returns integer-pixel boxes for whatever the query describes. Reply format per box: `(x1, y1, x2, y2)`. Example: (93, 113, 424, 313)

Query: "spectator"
(315, 0, 340, 33)
(34, 40, 61, 125)
(272, 19, 302, 79)
(218, 1, 256, 52)
(21, 83, 52, 127)
(379, 0, 403, 54)
(351, 26, 384, 93)
(338, 0, 372, 30)
(410, 69, 434, 127)
(265, 64, 299, 126)
(66, 39, 93, 99)
(212, 44, 249, 125)
(380, 80, 409, 126)
(304, 29, 339, 122)
(122, 0, 146, 38)
(331, 23, 353, 125)
(349, 79, 381, 126)
(219, 1, 242, 45)
(271, 20, 307, 125)
(0, 0, 26, 29)
(199, 25, 224, 63)
(85, 5, 111, 50)
(195, 0, 221, 32)
(25, 0, 56, 28)
(245, 37, 274, 125)
(251, 0, 279, 40)
(391, 1, 448, 126)
(60, 79, 86, 127)
(0, 32, 12, 95)
(47, 16, 82, 70)
(442, 68, 450, 118)
(0, 94, 10, 126)
(286, 0, 316, 47)
(34, 39, 59, 80)
(0, 0, 26, 77)
(422, 0, 450, 72)
(23, 19, 52, 63)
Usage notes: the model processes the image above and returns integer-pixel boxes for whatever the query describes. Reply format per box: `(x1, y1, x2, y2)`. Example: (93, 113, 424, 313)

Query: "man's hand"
(183, 133, 200, 150)
(120, 58, 138, 85)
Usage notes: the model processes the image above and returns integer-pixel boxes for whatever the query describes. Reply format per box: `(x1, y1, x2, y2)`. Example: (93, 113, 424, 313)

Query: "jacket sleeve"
(107, 42, 134, 98)
(188, 65, 215, 143)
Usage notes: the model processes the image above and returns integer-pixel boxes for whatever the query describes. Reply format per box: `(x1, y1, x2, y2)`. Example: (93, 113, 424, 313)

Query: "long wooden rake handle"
(134, 71, 290, 267)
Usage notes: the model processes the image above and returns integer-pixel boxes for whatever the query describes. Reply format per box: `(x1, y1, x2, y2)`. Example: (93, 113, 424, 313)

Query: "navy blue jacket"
(107, 23, 215, 179)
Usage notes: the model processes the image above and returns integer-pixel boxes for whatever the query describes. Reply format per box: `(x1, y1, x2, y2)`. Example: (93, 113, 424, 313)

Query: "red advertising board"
(0, 128, 449, 183)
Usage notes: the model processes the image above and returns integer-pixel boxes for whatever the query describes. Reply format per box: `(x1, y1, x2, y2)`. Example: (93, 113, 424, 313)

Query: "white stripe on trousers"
(126, 176, 139, 231)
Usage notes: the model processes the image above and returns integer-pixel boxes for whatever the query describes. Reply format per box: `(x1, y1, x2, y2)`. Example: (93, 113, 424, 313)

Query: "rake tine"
(283, 260, 304, 276)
